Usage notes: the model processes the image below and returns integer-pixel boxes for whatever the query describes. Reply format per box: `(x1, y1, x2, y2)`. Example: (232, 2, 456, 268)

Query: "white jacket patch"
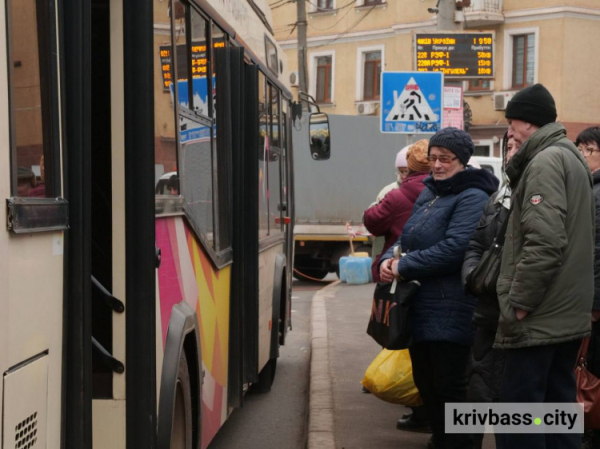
(530, 194, 543, 205)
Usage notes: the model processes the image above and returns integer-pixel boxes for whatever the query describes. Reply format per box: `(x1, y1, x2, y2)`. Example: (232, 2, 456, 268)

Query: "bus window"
(211, 23, 225, 118)
(179, 119, 214, 247)
(258, 71, 269, 238)
(174, 0, 191, 109)
(190, 8, 209, 117)
(155, 0, 178, 195)
(265, 36, 278, 77)
(281, 110, 288, 204)
(268, 84, 283, 234)
(269, 84, 280, 149)
(7, 0, 57, 197)
(212, 34, 232, 252)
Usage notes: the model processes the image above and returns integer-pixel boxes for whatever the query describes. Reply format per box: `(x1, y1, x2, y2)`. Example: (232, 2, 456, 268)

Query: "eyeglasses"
(427, 155, 458, 164)
(578, 146, 600, 157)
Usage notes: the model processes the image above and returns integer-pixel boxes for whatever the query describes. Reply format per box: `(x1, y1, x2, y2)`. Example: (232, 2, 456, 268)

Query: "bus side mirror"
(309, 113, 331, 161)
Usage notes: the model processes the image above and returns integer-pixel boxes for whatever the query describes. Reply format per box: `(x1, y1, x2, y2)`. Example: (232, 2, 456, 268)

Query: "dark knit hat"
(505, 83, 557, 128)
(428, 127, 475, 166)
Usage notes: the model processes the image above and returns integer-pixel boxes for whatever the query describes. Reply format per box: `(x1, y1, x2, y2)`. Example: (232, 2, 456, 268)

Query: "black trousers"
(496, 339, 582, 449)
(410, 341, 473, 449)
(467, 327, 505, 449)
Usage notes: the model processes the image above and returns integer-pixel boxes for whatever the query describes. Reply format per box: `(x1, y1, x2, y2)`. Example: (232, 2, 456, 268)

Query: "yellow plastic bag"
(361, 349, 422, 407)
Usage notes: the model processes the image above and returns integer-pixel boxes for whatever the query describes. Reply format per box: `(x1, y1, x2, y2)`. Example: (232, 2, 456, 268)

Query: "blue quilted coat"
(381, 167, 499, 346)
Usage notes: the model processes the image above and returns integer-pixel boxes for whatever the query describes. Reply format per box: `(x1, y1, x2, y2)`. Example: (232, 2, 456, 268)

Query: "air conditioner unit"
(357, 102, 377, 115)
(289, 71, 299, 87)
(493, 91, 515, 111)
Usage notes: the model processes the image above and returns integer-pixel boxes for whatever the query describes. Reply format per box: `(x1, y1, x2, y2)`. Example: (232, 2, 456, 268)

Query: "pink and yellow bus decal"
(156, 216, 231, 448)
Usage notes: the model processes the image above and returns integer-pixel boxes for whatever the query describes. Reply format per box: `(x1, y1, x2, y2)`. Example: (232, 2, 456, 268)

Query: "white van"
(473, 156, 503, 181)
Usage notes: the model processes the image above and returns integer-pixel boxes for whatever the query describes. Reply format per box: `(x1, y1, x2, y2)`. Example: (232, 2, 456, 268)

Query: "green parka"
(495, 122, 595, 349)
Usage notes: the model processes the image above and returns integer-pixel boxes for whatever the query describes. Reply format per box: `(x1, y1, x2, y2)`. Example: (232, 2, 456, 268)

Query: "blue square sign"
(380, 71, 444, 134)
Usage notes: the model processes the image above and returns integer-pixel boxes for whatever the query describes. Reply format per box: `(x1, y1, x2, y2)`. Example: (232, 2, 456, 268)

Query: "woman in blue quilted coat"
(380, 128, 498, 449)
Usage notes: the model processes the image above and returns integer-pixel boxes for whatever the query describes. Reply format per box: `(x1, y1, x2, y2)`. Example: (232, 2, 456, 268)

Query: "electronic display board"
(159, 40, 225, 91)
(414, 32, 494, 79)
(159, 46, 173, 91)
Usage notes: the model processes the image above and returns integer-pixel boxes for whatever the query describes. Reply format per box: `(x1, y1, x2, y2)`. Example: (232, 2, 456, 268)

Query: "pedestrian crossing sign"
(380, 71, 444, 134)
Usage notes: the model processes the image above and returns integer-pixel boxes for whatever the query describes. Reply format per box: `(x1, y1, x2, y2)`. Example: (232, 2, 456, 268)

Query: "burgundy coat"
(363, 172, 428, 282)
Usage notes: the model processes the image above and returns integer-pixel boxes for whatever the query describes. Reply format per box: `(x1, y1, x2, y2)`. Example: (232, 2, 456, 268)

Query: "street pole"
(297, 0, 308, 96)
(436, 0, 464, 130)
(437, 0, 462, 31)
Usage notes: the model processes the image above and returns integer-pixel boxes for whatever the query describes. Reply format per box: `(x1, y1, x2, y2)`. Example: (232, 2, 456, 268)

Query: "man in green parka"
(495, 84, 594, 449)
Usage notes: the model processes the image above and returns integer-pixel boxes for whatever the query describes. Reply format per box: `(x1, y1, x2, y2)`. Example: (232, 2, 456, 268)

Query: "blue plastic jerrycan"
(341, 254, 372, 285)
(339, 256, 350, 282)
(339, 252, 369, 282)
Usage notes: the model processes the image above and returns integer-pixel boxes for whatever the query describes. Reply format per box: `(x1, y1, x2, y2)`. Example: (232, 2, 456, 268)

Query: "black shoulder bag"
(468, 205, 511, 297)
(366, 279, 420, 350)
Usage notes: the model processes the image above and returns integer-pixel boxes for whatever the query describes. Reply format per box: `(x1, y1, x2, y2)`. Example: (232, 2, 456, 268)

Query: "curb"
(308, 281, 340, 449)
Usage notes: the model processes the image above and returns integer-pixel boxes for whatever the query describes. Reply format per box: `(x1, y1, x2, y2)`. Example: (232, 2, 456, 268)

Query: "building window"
(473, 141, 493, 157)
(474, 145, 490, 157)
(512, 33, 535, 88)
(364, 0, 383, 5)
(363, 51, 381, 100)
(316, 56, 332, 103)
(468, 79, 491, 92)
(317, 0, 333, 10)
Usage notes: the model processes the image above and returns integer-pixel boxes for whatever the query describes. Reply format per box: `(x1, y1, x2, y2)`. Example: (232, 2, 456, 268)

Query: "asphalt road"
(208, 276, 334, 449)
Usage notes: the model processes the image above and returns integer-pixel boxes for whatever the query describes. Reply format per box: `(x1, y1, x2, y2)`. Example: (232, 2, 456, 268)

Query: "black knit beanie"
(505, 83, 557, 128)
(428, 127, 475, 166)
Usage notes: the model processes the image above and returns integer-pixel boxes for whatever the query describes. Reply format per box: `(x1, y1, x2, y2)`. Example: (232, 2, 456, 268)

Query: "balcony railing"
(463, 0, 503, 14)
(461, 0, 503, 27)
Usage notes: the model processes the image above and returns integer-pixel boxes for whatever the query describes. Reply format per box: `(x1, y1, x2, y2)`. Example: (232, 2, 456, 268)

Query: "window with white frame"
(309, 0, 334, 12)
(317, 0, 333, 10)
(473, 140, 494, 157)
(363, 51, 381, 100)
(310, 52, 334, 104)
(512, 34, 535, 88)
(504, 28, 538, 90)
(357, 0, 385, 5)
(356, 46, 384, 101)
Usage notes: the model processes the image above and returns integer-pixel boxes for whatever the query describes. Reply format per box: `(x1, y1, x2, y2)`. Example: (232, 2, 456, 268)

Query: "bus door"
(90, 0, 158, 446)
(280, 101, 294, 344)
(0, 0, 69, 446)
(219, 47, 261, 409)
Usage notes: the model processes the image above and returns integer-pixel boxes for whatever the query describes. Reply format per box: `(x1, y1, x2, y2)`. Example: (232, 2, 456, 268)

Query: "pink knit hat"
(395, 146, 410, 168)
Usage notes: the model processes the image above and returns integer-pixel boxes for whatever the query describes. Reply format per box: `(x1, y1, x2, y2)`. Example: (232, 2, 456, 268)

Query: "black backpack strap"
(493, 203, 511, 246)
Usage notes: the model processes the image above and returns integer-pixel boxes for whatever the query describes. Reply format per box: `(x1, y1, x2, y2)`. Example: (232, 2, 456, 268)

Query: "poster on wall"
(442, 86, 464, 129)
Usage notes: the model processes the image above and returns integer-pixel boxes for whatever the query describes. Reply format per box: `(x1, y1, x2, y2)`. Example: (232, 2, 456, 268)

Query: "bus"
(0, 0, 327, 447)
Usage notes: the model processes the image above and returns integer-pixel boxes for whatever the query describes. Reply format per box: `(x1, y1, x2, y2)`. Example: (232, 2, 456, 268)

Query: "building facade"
(273, 0, 600, 155)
